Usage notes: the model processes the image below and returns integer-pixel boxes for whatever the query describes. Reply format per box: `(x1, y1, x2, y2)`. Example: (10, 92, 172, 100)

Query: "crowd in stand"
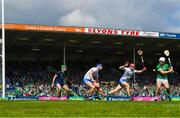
(4, 61, 180, 98)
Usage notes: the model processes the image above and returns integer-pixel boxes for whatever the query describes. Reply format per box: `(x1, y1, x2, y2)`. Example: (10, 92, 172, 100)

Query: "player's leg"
(163, 80, 171, 100)
(48, 85, 55, 95)
(163, 80, 170, 94)
(122, 82, 131, 96)
(62, 84, 78, 96)
(93, 82, 105, 96)
(155, 79, 162, 96)
(85, 81, 96, 96)
(93, 82, 100, 88)
(108, 84, 122, 95)
(62, 84, 70, 91)
(56, 83, 62, 97)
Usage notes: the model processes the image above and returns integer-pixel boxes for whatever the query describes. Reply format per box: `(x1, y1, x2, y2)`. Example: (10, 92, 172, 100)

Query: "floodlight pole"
(1, 0, 5, 99)
(63, 40, 66, 65)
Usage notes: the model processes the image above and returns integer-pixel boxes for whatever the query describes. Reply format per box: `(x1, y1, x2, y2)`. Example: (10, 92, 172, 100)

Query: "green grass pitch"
(0, 100, 180, 117)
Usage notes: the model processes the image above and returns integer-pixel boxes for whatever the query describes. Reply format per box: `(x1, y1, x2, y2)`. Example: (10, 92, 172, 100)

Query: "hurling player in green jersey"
(155, 57, 173, 99)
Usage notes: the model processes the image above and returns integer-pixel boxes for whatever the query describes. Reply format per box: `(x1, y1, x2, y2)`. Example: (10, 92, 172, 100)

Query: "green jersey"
(156, 63, 170, 79)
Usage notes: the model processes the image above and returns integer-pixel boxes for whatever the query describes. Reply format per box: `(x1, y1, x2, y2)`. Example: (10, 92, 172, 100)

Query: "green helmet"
(61, 65, 67, 68)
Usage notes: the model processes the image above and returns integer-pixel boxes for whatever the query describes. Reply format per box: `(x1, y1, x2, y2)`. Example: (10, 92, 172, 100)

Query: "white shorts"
(157, 78, 168, 85)
(83, 76, 94, 84)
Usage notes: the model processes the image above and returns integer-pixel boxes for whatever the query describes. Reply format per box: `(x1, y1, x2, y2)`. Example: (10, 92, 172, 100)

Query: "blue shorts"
(55, 79, 65, 86)
(119, 79, 127, 85)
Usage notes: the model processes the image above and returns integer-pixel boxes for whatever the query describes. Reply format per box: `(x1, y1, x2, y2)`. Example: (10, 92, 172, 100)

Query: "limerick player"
(51, 65, 77, 97)
(108, 62, 146, 96)
(83, 64, 105, 98)
(155, 57, 173, 99)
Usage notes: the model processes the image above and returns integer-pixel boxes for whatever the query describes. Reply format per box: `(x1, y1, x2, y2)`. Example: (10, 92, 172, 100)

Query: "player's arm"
(158, 68, 173, 75)
(119, 62, 129, 70)
(88, 71, 95, 82)
(168, 66, 174, 73)
(51, 74, 57, 87)
(135, 67, 147, 74)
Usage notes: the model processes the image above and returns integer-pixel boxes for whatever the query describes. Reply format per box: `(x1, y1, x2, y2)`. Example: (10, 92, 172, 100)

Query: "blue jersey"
(55, 71, 66, 86)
